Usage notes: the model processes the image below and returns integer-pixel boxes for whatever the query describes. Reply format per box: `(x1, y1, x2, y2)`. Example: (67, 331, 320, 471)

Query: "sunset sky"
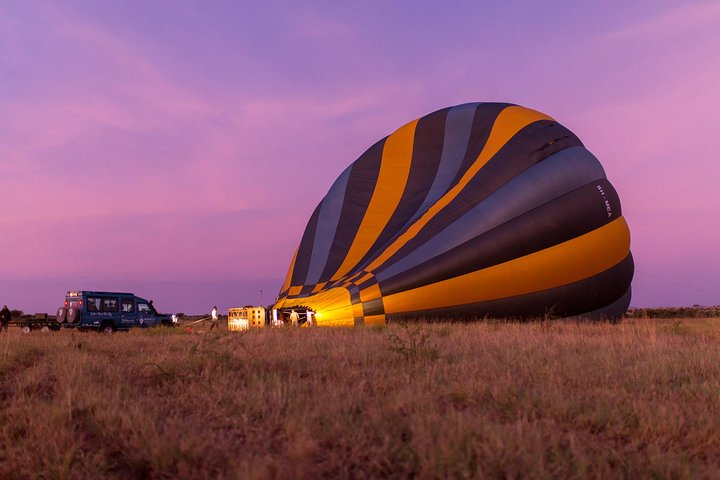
(1, 1, 719, 314)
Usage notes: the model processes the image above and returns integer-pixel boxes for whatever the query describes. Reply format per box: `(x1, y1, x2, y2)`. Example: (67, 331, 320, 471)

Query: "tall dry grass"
(1, 318, 719, 479)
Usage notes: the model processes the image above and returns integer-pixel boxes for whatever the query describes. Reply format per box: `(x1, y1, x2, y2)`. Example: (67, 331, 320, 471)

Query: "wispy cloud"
(1, 4, 216, 155)
(600, 1, 720, 41)
(0, 207, 297, 278)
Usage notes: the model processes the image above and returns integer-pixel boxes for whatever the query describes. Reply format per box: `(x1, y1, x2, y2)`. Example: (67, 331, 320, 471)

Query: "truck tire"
(56, 307, 67, 323)
(67, 307, 81, 324)
(40, 326, 50, 333)
(21, 325, 31, 334)
(100, 323, 114, 334)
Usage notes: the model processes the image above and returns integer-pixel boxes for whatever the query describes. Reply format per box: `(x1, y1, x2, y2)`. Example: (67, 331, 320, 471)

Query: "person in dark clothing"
(0, 305, 11, 333)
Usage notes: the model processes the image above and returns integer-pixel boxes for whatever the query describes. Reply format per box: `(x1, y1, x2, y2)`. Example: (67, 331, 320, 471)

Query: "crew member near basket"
(0, 305, 11, 333)
(209, 306, 219, 331)
(289, 309, 299, 327)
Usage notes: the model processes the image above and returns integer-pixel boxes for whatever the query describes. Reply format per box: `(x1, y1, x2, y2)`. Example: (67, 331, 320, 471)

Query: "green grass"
(1, 318, 719, 479)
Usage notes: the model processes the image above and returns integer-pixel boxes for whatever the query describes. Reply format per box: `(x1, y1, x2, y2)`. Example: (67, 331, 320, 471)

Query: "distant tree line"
(626, 306, 720, 318)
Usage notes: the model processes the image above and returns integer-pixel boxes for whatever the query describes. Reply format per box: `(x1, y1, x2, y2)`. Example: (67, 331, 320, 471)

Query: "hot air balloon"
(274, 103, 633, 326)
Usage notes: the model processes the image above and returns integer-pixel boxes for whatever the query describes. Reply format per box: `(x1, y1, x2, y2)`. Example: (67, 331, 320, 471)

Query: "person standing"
(209, 306, 219, 331)
(0, 305, 11, 333)
(289, 309, 299, 327)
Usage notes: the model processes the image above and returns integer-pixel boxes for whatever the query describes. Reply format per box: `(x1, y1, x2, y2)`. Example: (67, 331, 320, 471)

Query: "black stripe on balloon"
(362, 298, 385, 317)
(316, 138, 386, 283)
(571, 286, 631, 320)
(376, 120, 582, 273)
(376, 179, 622, 296)
(385, 253, 633, 321)
(349, 286, 361, 305)
(289, 202, 322, 288)
(352, 107, 448, 273)
(450, 103, 514, 187)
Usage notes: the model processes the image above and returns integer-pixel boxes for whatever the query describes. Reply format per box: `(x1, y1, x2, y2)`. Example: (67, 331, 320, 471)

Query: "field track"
(1, 318, 719, 479)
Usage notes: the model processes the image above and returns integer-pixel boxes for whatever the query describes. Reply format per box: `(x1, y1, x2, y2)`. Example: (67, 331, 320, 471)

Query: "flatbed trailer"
(10, 314, 62, 333)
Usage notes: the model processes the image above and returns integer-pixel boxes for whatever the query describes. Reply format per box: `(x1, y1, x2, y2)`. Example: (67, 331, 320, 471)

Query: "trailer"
(11, 314, 62, 333)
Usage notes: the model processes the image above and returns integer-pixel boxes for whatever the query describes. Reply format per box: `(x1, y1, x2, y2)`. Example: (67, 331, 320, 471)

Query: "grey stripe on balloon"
(304, 165, 353, 285)
(375, 146, 607, 282)
(408, 103, 478, 224)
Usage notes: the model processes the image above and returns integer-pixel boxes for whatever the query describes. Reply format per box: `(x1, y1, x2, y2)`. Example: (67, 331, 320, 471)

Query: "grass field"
(1, 318, 719, 479)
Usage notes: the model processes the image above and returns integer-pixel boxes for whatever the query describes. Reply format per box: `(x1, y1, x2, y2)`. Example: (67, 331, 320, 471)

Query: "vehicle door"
(101, 297, 120, 327)
(120, 298, 137, 328)
(85, 296, 104, 327)
(136, 301, 156, 327)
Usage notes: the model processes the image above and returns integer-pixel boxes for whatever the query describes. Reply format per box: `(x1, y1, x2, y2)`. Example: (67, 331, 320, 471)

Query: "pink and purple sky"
(1, 1, 719, 314)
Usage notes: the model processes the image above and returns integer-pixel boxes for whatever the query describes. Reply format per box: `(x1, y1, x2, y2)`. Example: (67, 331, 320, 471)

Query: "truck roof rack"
(66, 291, 135, 297)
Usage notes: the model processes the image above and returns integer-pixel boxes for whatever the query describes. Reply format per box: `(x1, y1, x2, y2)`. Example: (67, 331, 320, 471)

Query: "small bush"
(386, 324, 439, 361)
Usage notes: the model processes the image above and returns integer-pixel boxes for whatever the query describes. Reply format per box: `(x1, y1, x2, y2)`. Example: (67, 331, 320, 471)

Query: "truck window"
(87, 297, 102, 312)
(101, 298, 119, 312)
(121, 299, 134, 313)
(138, 303, 151, 314)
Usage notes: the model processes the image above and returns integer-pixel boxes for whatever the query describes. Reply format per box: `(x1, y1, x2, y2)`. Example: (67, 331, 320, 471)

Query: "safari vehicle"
(56, 291, 172, 333)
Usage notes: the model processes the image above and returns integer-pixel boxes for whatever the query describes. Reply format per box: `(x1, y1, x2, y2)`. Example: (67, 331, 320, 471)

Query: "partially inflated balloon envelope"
(275, 103, 633, 325)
